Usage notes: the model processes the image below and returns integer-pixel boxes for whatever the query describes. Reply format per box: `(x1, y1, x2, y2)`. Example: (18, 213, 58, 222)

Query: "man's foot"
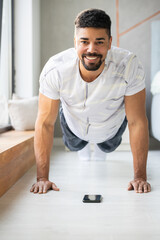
(77, 144, 91, 161)
(91, 144, 106, 161)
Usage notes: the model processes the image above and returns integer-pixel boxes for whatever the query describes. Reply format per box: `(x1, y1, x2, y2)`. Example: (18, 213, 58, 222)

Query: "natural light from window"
(0, 0, 12, 127)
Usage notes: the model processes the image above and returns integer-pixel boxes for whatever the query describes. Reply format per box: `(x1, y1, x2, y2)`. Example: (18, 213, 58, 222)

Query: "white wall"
(41, 0, 160, 137)
(14, 0, 40, 98)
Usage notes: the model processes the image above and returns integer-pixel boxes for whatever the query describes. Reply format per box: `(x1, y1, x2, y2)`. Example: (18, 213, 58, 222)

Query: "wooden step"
(0, 130, 35, 197)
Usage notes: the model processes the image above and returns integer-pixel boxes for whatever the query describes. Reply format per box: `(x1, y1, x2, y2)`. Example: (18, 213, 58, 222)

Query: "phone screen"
(83, 194, 102, 203)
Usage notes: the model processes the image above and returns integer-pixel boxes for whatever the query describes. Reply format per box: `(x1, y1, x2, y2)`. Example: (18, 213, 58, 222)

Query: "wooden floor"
(0, 146, 160, 240)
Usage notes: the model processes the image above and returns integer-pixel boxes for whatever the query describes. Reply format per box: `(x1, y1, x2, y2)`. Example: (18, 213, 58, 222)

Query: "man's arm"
(30, 93, 60, 194)
(125, 89, 151, 193)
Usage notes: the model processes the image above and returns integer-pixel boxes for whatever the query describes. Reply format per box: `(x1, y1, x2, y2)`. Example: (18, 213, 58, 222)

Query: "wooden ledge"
(0, 130, 35, 153)
(0, 130, 35, 197)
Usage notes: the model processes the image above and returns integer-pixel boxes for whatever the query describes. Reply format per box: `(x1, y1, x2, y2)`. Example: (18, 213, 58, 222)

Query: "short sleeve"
(39, 66, 60, 100)
(125, 56, 145, 96)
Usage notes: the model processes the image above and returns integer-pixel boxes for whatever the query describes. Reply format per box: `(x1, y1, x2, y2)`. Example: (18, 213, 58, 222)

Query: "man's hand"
(30, 180, 60, 194)
(128, 178, 151, 193)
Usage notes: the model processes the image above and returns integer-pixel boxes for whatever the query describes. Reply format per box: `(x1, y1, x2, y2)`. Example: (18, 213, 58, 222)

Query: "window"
(0, 0, 13, 131)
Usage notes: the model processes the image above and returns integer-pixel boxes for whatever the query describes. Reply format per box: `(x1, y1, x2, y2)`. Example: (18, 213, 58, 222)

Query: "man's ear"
(108, 36, 112, 50)
(74, 36, 77, 49)
(74, 27, 77, 49)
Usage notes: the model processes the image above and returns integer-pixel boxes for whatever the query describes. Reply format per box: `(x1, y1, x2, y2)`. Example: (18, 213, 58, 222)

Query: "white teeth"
(86, 56, 98, 60)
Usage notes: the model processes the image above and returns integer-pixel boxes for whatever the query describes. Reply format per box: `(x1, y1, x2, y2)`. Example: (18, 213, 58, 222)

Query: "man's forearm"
(128, 118, 149, 180)
(34, 122, 54, 181)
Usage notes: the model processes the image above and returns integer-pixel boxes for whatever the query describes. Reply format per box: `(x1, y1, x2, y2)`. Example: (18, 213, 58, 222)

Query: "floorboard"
(0, 146, 160, 240)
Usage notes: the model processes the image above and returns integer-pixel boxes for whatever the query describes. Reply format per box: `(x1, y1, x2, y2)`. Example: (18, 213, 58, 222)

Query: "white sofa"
(151, 94, 160, 141)
(151, 71, 160, 141)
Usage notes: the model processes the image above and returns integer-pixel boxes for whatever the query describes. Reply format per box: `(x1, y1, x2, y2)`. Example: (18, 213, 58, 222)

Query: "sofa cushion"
(8, 96, 38, 130)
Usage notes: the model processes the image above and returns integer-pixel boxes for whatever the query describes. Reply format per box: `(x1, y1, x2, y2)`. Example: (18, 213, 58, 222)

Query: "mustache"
(82, 53, 102, 58)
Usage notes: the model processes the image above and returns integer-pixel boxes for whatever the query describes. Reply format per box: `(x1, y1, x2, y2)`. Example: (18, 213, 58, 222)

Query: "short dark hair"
(75, 9, 111, 38)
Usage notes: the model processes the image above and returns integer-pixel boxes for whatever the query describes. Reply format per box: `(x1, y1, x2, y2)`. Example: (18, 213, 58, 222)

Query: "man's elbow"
(35, 116, 55, 132)
(128, 116, 148, 129)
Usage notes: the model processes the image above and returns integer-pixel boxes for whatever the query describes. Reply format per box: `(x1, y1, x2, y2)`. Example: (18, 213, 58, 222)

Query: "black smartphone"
(83, 194, 102, 203)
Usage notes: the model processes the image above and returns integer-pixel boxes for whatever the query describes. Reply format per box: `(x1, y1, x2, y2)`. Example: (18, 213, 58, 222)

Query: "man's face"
(74, 27, 112, 72)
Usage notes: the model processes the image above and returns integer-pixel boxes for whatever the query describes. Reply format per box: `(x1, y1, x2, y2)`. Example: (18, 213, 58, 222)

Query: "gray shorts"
(59, 106, 128, 153)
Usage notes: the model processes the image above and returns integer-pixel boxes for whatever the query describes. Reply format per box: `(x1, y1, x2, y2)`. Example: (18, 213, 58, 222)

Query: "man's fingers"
(143, 183, 150, 193)
(39, 186, 43, 194)
(52, 183, 60, 191)
(42, 182, 59, 193)
(128, 180, 151, 193)
(148, 183, 151, 192)
(128, 182, 133, 191)
(43, 185, 49, 193)
(30, 181, 60, 194)
(30, 184, 35, 192)
(132, 182, 138, 192)
(144, 184, 148, 193)
(34, 186, 39, 194)
(138, 183, 143, 193)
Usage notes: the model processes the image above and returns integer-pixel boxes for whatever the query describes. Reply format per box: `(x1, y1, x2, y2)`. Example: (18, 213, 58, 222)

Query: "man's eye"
(81, 41, 88, 44)
(96, 41, 104, 45)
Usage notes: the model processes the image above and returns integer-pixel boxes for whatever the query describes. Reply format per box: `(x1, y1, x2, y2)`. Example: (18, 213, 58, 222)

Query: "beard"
(81, 53, 104, 71)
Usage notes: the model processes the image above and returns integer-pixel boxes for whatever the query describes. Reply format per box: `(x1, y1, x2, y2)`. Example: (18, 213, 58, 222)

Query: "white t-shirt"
(39, 46, 145, 143)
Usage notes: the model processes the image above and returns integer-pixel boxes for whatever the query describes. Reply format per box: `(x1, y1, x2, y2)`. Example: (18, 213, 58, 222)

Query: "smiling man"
(77, 34, 107, 71)
(30, 9, 151, 194)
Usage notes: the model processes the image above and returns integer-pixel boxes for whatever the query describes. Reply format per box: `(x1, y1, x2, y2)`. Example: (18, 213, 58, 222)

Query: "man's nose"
(87, 43, 96, 53)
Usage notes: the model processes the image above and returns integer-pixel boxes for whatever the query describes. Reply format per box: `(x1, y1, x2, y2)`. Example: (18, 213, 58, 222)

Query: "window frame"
(0, 0, 14, 133)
